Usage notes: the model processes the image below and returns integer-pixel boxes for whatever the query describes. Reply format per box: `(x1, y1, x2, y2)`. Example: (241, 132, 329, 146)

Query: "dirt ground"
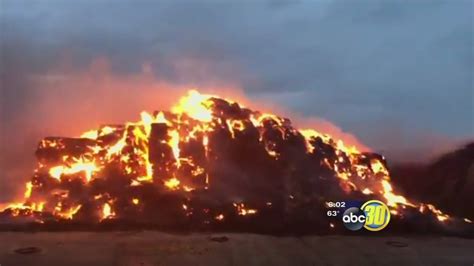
(0, 232, 472, 266)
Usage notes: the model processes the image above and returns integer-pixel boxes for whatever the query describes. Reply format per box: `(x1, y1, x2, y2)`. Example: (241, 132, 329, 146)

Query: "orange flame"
(1, 89, 461, 225)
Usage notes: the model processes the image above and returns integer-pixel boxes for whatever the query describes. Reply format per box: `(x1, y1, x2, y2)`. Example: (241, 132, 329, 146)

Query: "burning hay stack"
(0, 90, 469, 233)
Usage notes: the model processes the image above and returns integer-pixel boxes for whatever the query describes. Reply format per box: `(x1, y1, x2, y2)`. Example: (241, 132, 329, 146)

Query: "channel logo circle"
(361, 200, 391, 231)
(341, 207, 366, 231)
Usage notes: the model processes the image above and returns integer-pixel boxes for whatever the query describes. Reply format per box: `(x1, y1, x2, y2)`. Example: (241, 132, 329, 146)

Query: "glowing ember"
(24, 182, 33, 199)
(234, 203, 257, 216)
(171, 90, 214, 122)
(420, 204, 450, 222)
(48, 157, 100, 182)
(215, 214, 224, 221)
(55, 204, 82, 220)
(380, 180, 413, 207)
(102, 203, 115, 220)
(164, 177, 180, 190)
(80, 130, 98, 139)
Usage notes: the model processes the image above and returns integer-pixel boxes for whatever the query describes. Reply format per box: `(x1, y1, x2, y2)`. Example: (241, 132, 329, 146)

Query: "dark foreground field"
(0, 232, 472, 266)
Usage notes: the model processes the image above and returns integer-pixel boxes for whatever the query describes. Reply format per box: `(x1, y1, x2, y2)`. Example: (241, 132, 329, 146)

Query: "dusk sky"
(1, 0, 473, 172)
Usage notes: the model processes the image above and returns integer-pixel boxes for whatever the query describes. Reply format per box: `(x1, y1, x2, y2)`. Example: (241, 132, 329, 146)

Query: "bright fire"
(0, 90, 459, 226)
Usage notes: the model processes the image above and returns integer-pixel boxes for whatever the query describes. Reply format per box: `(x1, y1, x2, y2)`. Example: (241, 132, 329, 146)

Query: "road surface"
(0, 232, 472, 266)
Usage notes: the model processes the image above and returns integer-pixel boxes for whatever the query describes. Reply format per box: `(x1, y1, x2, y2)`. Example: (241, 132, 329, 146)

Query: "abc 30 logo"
(342, 200, 391, 231)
